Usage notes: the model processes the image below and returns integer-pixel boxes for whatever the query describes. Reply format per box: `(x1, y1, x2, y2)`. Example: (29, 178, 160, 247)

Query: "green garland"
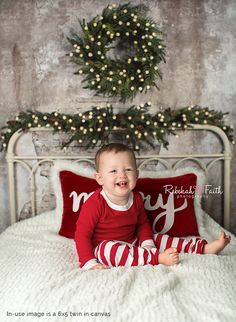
(68, 3, 166, 102)
(0, 105, 234, 152)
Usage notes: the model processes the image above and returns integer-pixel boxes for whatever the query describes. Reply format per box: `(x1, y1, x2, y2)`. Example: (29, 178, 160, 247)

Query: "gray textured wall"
(0, 0, 235, 233)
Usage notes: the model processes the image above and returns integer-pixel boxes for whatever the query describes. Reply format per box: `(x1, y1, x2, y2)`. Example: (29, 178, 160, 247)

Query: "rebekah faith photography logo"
(163, 184, 223, 199)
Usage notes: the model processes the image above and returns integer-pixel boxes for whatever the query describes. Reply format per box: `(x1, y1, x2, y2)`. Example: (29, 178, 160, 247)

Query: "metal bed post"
(6, 130, 22, 224)
(192, 125, 232, 229)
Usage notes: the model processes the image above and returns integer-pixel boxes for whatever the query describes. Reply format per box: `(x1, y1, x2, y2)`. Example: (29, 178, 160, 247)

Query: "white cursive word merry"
(70, 190, 188, 234)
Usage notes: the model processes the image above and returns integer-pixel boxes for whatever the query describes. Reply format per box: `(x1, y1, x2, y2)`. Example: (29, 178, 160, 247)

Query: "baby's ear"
(94, 172, 103, 186)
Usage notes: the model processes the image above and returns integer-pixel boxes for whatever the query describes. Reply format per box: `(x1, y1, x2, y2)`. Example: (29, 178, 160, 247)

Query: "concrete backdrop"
(0, 0, 235, 233)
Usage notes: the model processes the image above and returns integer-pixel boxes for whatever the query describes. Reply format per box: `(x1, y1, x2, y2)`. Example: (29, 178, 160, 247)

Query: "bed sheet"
(0, 210, 236, 322)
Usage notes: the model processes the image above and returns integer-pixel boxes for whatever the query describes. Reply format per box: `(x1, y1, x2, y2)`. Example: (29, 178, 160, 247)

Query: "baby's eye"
(109, 169, 117, 173)
(125, 168, 133, 172)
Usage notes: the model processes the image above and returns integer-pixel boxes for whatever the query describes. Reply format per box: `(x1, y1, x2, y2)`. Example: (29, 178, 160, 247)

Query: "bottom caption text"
(6, 311, 111, 318)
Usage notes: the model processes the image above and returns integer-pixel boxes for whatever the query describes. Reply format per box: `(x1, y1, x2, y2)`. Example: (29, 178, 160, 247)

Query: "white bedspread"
(0, 211, 236, 322)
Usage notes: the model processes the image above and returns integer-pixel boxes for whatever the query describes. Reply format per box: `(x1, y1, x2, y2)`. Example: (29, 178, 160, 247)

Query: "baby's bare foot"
(158, 248, 179, 266)
(204, 231, 231, 254)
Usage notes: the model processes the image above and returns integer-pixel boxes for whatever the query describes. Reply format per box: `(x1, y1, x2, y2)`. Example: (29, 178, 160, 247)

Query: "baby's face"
(95, 150, 138, 204)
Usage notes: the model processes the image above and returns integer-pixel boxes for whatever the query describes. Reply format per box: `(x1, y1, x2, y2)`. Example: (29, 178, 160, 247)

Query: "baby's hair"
(95, 143, 136, 171)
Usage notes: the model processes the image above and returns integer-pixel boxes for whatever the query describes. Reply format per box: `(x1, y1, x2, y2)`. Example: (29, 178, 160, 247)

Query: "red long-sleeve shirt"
(74, 189, 154, 268)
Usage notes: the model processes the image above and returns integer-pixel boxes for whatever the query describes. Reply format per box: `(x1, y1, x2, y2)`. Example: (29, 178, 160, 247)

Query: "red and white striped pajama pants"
(94, 233, 207, 267)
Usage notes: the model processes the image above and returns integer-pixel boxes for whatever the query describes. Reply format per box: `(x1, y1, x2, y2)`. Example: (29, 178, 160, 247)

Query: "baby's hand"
(89, 263, 109, 270)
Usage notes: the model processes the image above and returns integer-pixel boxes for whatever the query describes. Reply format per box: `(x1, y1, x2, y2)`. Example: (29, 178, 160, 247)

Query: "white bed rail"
(6, 125, 232, 229)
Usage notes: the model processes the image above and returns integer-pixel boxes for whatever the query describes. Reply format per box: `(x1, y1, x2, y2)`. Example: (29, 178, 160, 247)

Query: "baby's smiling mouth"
(116, 181, 128, 187)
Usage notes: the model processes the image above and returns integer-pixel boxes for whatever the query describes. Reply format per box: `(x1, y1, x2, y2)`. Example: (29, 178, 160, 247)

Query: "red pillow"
(135, 173, 200, 237)
(56, 169, 201, 239)
(58, 171, 100, 238)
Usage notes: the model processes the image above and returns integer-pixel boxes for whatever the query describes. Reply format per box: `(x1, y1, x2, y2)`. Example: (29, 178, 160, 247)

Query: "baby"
(74, 143, 230, 270)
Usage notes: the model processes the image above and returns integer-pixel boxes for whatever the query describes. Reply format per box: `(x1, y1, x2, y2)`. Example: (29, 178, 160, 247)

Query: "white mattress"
(0, 210, 236, 322)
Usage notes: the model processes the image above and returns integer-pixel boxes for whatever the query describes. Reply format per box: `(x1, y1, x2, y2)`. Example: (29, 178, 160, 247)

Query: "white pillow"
(51, 160, 95, 219)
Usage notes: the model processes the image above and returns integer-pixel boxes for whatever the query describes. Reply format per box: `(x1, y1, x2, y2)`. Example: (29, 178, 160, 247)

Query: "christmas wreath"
(68, 3, 166, 102)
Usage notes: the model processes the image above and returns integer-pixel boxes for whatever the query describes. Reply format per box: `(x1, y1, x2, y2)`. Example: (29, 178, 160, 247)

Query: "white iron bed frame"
(6, 124, 232, 229)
